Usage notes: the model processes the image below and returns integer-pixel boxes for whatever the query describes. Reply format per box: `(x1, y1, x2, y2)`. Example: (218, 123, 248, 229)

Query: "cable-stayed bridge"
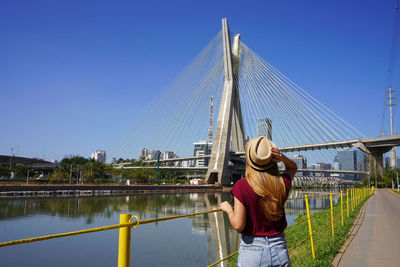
(110, 19, 400, 186)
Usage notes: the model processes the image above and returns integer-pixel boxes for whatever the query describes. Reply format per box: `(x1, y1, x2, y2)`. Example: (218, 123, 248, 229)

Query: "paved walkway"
(334, 189, 400, 266)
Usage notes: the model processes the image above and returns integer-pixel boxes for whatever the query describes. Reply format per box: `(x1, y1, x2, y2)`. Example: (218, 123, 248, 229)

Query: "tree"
(49, 168, 69, 183)
(382, 168, 399, 188)
(0, 166, 9, 177)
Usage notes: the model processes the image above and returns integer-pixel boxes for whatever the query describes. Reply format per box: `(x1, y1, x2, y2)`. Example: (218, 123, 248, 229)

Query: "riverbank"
(0, 184, 223, 197)
(227, 191, 371, 266)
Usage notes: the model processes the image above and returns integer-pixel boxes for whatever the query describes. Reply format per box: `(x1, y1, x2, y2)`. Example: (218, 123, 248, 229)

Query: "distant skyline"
(1, 0, 400, 161)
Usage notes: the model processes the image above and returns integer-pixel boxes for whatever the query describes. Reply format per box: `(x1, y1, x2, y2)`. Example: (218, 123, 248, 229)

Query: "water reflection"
(0, 189, 340, 266)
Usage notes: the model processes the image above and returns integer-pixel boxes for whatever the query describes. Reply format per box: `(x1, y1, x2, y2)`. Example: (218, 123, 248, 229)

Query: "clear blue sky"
(0, 0, 398, 161)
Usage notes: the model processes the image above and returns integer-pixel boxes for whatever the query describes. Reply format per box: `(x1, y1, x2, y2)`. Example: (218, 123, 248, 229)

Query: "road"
(335, 189, 400, 266)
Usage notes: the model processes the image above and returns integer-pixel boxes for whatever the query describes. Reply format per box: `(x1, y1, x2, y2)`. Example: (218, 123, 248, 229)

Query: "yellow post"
(356, 188, 360, 207)
(357, 188, 359, 205)
(354, 188, 356, 207)
(330, 193, 334, 236)
(346, 188, 349, 218)
(350, 188, 352, 211)
(356, 188, 358, 207)
(305, 195, 316, 259)
(340, 190, 344, 226)
(351, 188, 354, 211)
(118, 214, 131, 267)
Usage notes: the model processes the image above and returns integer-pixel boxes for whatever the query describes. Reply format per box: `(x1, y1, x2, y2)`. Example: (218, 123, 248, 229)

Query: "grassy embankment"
(391, 189, 400, 194)
(227, 192, 371, 267)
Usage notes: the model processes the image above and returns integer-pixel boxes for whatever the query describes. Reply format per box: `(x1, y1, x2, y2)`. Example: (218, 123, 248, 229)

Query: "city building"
(308, 163, 317, 177)
(139, 148, 149, 160)
(257, 118, 272, 140)
(337, 149, 356, 180)
(138, 148, 161, 160)
(193, 140, 212, 167)
(355, 150, 367, 180)
(291, 155, 307, 176)
(91, 150, 106, 164)
(161, 151, 176, 160)
(314, 162, 331, 177)
(332, 156, 340, 170)
(384, 156, 391, 168)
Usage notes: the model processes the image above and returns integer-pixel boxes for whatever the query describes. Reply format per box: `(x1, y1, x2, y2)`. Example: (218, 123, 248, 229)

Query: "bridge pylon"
(206, 18, 246, 185)
(354, 141, 393, 185)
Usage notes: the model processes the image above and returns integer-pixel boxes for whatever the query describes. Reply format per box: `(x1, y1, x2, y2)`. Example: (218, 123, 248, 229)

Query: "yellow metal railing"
(207, 186, 374, 266)
(0, 189, 374, 267)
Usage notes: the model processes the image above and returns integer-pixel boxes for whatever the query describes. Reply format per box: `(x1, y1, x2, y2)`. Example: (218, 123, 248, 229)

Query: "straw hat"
(245, 136, 276, 171)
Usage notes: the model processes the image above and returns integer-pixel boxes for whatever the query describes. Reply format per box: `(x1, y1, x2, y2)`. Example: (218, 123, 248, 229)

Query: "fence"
(209, 186, 374, 267)
(0, 187, 374, 267)
(281, 186, 373, 266)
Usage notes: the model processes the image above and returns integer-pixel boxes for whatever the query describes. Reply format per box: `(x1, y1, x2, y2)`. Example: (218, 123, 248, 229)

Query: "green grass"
(391, 189, 400, 194)
(227, 193, 371, 267)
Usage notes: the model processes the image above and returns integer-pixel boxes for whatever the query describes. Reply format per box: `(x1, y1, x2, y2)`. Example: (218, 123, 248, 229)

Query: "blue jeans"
(237, 234, 291, 267)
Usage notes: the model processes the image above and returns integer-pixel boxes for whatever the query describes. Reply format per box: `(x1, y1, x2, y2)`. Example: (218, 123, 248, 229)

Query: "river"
(0, 189, 340, 266)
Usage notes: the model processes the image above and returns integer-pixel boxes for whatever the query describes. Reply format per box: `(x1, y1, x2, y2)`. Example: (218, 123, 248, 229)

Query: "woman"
(219, 136, 297, 267)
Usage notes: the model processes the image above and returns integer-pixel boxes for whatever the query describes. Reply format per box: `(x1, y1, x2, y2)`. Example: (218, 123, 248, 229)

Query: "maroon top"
(231, 174, 291, 236)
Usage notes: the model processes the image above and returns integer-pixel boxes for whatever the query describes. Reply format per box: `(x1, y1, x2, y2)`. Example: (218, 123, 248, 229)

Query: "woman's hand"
(272, 146, 297, 180)
(220, 197, 246, 232)
(219, 201, 233, 214)
(271, 147, 283, 162)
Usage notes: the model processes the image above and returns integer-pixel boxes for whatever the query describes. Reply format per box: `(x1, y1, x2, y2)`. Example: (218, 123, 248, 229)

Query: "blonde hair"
(245, 162, 287, 221)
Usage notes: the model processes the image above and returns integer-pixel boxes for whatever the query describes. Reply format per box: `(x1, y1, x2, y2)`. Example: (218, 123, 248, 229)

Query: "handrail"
(0, 222, 135, 248)
(0, 194, 339, 248)
(0, 209, 222, 248)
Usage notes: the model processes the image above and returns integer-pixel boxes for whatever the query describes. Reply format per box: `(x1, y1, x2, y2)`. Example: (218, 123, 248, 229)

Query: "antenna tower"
(382, 3, 400, 167)
(208, 96, 213, 143)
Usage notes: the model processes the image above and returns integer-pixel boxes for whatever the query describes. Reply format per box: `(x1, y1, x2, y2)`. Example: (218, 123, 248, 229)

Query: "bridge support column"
(368, 148, 387, 186)
(353, 141, 395, 187)
(206, 18, 245, 185)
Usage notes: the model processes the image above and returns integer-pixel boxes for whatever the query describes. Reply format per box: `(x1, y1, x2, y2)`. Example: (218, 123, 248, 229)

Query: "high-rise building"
(384, 156, 391, 168)
(138, 148, 161, 160)
(91, 150, 106, 164)
(257, 118, 272, 140)
(139, 148, 148, 160)
(193, 140, 212, 167)
(355, 150, 367, 169)
(337, 149, 356, 180)
(355, 150, 367, 180)
(332, 156, 340, 170)
(291, 155, 307, 176)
